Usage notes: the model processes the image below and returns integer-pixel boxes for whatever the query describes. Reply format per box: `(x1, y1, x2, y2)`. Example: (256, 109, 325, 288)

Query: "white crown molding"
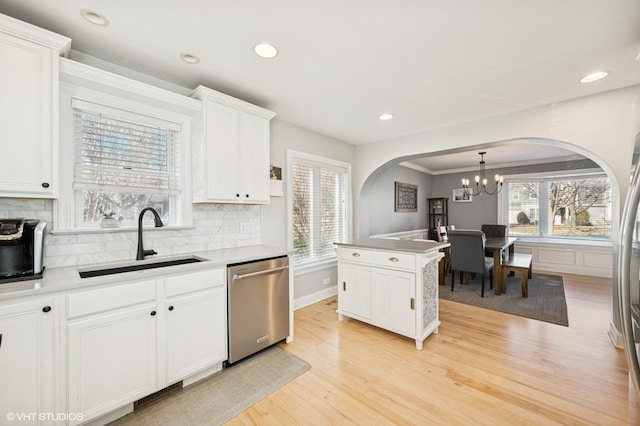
(403, 155, 585, 176)
(59, 57, 201, 114)
(399, 161, 434, 174)
(189, 85, 276, 120)
(0, 13, 71, 55)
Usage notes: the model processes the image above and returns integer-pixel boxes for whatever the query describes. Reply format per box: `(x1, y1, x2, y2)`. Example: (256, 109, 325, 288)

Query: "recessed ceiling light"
(180, 52, 200, 64)
(80, 9, 109, 26)
(580, 71, 608, 83)
(254, 43, 278, 59)
(379, 113, 394, 121)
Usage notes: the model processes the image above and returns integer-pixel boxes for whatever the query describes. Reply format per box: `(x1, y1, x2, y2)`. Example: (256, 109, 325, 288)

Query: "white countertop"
(0, 245, 290, 301)
(335, 238, 449, 253)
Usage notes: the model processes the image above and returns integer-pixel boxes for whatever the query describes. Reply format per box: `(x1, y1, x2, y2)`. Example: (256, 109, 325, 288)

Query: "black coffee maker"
(0, 219, 46, 282)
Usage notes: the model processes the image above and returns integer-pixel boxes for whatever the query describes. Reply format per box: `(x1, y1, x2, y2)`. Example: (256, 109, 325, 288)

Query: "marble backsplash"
(0, 198, 262, 268)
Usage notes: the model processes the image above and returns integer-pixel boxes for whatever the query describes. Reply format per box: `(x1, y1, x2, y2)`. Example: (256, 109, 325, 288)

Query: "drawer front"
(340, 247, 373, 264)
(164, 267, 225, 297)
(374, 251, 416, 270)
(67, 280, 157, 319)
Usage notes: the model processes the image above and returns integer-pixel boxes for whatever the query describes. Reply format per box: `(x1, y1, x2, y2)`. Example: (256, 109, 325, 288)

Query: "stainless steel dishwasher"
(227, 256, 289, 364)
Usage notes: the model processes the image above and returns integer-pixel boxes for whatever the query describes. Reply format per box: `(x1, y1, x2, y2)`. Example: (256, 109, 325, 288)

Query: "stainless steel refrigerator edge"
(227, 256, 289, 364)
(617, 136, 640, 408)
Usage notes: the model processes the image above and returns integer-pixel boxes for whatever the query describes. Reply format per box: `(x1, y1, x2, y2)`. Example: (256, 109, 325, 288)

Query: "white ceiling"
(2, 1, 639, 161)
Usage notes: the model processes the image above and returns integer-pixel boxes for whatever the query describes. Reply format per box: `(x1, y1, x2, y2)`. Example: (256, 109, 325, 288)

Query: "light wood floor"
(228, 273, 637, 425)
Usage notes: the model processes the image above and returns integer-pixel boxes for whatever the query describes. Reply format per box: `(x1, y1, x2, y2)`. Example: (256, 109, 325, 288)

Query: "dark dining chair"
(448, 229, 494, 297)
(481, 224, 507, 257)
(481, 224, 507, 237)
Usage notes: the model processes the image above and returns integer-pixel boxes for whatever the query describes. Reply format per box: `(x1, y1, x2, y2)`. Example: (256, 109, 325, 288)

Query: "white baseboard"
(294, 286, 337, 310)
(609, 320, 623, 348)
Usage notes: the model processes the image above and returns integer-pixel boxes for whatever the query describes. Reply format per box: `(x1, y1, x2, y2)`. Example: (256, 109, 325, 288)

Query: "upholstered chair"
(448, 229, 494, 297)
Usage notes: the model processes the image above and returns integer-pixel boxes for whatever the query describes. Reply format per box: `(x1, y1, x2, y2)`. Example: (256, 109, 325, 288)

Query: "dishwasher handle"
(232, 265, 289, 281)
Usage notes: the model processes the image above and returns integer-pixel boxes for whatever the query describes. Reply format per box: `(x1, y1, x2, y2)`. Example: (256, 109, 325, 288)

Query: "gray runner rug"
(109, 345, 310, 426)
(439, 273, 569, 326)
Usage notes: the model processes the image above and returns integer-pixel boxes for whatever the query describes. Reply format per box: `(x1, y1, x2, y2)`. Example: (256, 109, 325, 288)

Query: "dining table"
(484, 236, 517, 295)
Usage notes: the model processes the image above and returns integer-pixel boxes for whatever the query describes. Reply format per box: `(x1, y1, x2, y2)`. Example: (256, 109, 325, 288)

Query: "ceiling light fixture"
(580, 71, 608, 83)
(254, 43, 278, 59)
(80, 9, 109, 26)
(462, 152, 503, 196)
(379, 113, 394, 121)
(180, 52, 200, 64)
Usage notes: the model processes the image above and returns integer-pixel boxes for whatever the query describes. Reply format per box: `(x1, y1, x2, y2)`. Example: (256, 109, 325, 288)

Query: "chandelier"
(461, 152, 503, 196)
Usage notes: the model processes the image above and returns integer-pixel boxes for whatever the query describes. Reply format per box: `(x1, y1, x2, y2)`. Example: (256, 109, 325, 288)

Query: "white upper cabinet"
(190, 85, 276, 204)
(0, 14, 70, 198)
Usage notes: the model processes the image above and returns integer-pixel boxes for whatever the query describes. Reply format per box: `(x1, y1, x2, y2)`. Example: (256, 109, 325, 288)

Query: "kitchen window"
(56, 84, 192, 231)
(72, 100, 181, 228)
(501, 172, 611, 239)
(288, 151, 351, 266)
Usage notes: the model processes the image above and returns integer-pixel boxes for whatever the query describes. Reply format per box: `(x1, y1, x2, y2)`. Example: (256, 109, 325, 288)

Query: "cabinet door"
(339, 262, 372, 319)
(240, 111, 270, 203)
(165, 286, 226, 384)
(0, 33, 55, 197)
(372, 268, 416, 337)
(0, 298, 56, 425)
(67, 304, 157, 425)
(204, 99, 240, 201)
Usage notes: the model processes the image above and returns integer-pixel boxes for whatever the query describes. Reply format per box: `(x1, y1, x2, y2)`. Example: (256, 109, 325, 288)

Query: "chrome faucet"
(136, 207, 164, 260)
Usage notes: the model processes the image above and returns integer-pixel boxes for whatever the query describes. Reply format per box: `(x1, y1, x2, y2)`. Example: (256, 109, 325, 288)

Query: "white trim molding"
(516, 240, 612, 278)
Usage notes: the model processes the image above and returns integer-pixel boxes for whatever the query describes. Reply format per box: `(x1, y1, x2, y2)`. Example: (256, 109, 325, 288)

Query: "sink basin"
(79, 256, 206, 278)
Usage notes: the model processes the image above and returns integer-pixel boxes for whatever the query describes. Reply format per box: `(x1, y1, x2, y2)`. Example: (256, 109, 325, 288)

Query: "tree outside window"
(506, 176, 611, 238)
(290, 154, 349, 264)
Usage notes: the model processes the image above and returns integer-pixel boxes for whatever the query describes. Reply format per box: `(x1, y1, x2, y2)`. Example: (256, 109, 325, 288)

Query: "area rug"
(109, 345, 311, 425)
(439, 273, 569, 326)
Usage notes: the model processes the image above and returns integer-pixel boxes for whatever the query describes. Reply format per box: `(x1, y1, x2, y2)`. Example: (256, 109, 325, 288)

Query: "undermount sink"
(78, 256, 206, 279)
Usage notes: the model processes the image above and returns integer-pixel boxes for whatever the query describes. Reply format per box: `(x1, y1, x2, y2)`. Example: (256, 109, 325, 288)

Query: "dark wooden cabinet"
(427, 198, 448, 240)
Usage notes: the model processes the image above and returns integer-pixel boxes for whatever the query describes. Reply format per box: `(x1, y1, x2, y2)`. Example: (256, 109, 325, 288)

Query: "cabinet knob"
(168, 306, 174, 311)
(389, 257, 399, 262)
(351, 253, 360, 257)
(150, 310, 157, 316)
(42, 306, 52, 313)
(245, 194, 249, 198)
(236, 193, 240, 197)
(41, 182, 50, 188)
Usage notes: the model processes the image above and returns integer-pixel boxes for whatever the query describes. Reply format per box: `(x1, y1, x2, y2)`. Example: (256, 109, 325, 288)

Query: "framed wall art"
(394, 181, 418, 212)
(452, 188, 472, 203)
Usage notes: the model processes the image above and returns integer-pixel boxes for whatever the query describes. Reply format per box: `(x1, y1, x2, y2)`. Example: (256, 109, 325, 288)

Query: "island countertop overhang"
(335, 238, 449, 254)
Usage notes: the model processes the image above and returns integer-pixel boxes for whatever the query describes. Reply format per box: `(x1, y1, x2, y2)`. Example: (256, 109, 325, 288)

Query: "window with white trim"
(288, 151, 350, 265)
(503, 172, 611, 239)
(71, 99, 182, 228)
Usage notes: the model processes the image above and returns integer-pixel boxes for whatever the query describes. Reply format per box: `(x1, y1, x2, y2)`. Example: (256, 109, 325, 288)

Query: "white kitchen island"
(335, 238, 448, 350)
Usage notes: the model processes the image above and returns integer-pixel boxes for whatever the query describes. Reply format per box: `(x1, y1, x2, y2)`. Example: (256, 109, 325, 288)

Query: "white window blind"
(72, 99, 181, 195)
(291, 158, 348, 263)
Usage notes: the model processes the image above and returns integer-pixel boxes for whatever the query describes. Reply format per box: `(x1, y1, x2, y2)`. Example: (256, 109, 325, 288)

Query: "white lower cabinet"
(371, 267, 416, 337)
(0, 297, 56, 425)
(337, 245, 442, 350)
(339, 262, 372, 320)
(66, 303, 158, 424)
(65, 267, 226, 425)
(164, 269, 227, 384)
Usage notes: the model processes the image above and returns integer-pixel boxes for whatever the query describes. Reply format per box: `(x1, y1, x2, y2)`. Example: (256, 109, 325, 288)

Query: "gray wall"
(365, 165, 432, 235)
(262, 119, 356, 301)
(363, 158, 600, 236)
(431, 159, 599, 230)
